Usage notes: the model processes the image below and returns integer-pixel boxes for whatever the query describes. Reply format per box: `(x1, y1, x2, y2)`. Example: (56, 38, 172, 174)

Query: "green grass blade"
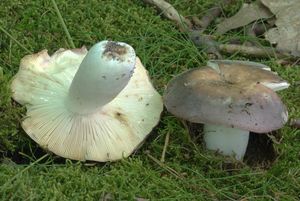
(0, 25, 31, 54)
(51, 0, 75, 48)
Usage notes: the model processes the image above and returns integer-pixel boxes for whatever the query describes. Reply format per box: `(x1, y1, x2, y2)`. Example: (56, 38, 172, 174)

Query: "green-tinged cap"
(164, 60, 289, 133)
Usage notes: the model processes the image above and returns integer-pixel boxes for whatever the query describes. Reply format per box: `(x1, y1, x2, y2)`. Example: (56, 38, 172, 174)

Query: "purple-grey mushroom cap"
(164, 60, 288, 133)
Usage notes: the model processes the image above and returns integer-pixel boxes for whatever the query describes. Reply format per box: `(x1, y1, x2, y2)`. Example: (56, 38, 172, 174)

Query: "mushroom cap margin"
(163, 66, 288, 133)
(11, 48, 163, 161)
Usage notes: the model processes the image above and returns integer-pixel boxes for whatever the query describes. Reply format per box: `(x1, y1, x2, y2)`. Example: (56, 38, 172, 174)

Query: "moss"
(0, 0, 299, 200)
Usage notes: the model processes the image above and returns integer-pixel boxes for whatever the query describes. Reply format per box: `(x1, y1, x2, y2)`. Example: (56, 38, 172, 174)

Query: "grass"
(0, 0, 299, 200)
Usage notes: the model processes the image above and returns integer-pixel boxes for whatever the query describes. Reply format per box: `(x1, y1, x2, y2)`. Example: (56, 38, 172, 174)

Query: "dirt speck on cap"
(103, 41, 128, 61)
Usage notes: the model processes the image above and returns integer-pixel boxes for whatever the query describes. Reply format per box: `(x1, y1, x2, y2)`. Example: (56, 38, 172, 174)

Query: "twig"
(148, 151, 235, 198)
(243, 21, 274, 46)
(0, 25, 32, 54)
(143, 0, 192, 31)
(191, 16, 202, 29)
(189, 31, 222, 59)
(219, 44, 293, 59)
(160, 131, 170, 163)
(147, 153, 183, 178)
(267, 134, 282, 145)
(180, 120, 209, 160)
(193, 7, 220, 30)
(142, 0, 300, 62)
(143, 0, 226, 58)
(192, 0, 234, 30)
(189, 0, 235, 58)
(290, 119, 300, 129)
(246, 22, 272, 37)
(51, 0, 75, 48)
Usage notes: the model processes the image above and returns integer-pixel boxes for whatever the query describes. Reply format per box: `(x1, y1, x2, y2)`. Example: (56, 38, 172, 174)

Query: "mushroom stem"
(203, 124, 249, 160)
(66, 41, 136, 114)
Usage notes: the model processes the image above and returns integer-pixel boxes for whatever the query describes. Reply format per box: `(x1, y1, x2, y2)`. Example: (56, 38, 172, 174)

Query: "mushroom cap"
(164, 60, 288, 133)
(11, 45, 163, 162)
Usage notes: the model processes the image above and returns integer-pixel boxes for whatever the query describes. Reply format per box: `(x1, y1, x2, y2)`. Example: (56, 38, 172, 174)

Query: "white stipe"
(67, 41, 136, 114)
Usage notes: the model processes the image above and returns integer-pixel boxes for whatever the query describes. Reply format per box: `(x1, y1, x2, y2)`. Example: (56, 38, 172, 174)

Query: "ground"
(0, 0, 299, 200)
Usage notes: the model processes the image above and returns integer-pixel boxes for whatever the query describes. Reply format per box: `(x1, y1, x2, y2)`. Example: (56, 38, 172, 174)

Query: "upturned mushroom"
(164, 60, 289, 160)
(11, 40, 163, 162)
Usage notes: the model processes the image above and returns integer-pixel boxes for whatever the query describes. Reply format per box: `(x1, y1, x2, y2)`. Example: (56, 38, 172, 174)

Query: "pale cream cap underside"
(11, 47, 163, 162)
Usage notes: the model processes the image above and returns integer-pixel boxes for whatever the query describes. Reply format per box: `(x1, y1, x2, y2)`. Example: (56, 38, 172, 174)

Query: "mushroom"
(164, 60, 289, 160)
(11, 40, 163, 162)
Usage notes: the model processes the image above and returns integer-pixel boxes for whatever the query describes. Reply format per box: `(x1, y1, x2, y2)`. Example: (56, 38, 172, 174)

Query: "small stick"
(51, 0, 75, 49)
(160, 131, 170, 163)
(190, 31, 222, 59)
(143, 0, 192, 31)
(142, 0, 300, 62)
(290, 119, 300, 129)
(244, 22, 273, 47)
(246, 22, 272, 37)
(191, 16, 202, 29)
(147, 153, 183, 178)
(189, 0, 235, 58)
(143, 0, 225, 58)
(219, 44, 293, 59)
(192, 0, 234, 30)
(195, 7, 221, 29)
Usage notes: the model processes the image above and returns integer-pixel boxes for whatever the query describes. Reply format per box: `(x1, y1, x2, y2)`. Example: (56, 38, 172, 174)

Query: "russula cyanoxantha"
(11, 40, 163, 162)
(164, 60, 289, 160)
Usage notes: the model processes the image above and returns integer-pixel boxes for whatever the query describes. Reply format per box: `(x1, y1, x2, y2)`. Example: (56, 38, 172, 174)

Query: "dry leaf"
(261, 0, 300, 56)
(216, 1, 272, 35)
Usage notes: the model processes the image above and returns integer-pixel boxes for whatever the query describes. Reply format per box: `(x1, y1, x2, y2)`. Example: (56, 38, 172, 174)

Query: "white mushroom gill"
(11, 40, 163, 162)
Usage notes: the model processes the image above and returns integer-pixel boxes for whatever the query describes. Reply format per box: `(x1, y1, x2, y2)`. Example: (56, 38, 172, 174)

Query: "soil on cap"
(102, 41, 128, 61)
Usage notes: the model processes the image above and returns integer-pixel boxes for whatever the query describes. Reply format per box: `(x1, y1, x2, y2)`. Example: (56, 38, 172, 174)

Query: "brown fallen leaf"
(143, 0, 300, 61)
(261, 0, 300, 56)
(216, 1, 273, 35)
